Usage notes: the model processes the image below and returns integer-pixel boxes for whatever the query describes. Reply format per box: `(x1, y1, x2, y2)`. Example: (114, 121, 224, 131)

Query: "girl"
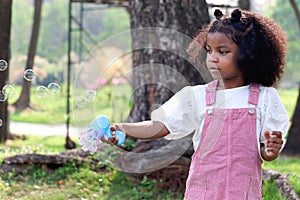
(108, 9, 289, 199)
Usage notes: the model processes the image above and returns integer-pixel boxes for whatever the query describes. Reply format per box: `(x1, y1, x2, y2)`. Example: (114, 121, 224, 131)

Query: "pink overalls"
(184, 80, 262, 200)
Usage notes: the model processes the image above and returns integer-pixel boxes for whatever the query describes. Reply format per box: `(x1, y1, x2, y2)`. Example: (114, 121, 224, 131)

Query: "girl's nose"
(207, 53, 218, 63)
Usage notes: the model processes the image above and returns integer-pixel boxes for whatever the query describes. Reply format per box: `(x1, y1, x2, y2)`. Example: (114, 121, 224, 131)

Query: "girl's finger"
(271, 131, 282, 138)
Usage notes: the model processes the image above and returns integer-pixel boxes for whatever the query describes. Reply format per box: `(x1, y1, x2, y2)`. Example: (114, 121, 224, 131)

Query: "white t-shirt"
(151, 84, 289, 151)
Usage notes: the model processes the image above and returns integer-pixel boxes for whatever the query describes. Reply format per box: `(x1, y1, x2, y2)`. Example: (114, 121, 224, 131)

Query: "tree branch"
(289, 0, 300, 29)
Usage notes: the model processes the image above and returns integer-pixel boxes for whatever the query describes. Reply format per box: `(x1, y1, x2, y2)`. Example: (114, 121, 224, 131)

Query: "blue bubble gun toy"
(78, 115, 126, 152)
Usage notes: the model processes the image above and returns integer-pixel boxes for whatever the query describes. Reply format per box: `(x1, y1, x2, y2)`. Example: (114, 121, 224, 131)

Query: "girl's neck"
(216, 78, 245, 90)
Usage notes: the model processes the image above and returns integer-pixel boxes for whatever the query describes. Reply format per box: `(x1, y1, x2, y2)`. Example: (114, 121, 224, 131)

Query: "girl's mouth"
(208, 67, 219, 71)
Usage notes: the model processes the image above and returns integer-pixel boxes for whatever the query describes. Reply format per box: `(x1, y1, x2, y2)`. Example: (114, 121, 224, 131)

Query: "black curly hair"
(187, 8, 287, 87)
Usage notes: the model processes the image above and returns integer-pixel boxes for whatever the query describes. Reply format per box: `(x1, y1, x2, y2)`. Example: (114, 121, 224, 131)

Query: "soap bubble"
(75, 95, 88, 108)
(36, 86, 48, 98)
(72, 27, 215, 173)
(0, 60, 8, 71)
(47, 83, 61, 95)
(2, 84, 14, 97)
(85, 90, 96, 102)
(24, 69, 37, 81)
(78, 128, 100, 153)
(0, 91, 8, 102)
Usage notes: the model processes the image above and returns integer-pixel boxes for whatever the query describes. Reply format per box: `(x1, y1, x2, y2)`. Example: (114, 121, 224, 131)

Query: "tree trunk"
(115, 0, 211, 175)
(289, 0, 300, 29)
(0, 0, 12, 144)
(283, 84, 300, 155)
(12, 0, 43, 111)
(128, 0, 211, 122)
(238, 0, 251, 10)
(0, 149, 95, 174)
(282, 0, 300, 156)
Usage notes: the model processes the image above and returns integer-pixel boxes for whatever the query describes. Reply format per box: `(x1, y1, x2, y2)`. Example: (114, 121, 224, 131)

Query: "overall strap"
(206, 80, 218, 106)
(248, 83, 260, 106)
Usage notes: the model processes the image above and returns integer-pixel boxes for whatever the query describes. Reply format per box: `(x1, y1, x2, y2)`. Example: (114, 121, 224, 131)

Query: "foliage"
(263, 156, 300, 197)
(11, 0, 33, 56)
(9, 55, 64, 86)
(96, 7, 131, 50)
(289, 174, 300, 196)
(38, 0, 68, 62)
(10, 0, 300, 88)
(11, 0, 129, 63)
(266, 0, 300, 85)
(278, 88, 299, 118)
(262, 179, 287, 200)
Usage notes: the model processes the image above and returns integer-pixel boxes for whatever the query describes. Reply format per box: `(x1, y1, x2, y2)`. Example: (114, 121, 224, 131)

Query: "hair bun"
(231, 9, 242, 22)
(214, 9, 223, 20)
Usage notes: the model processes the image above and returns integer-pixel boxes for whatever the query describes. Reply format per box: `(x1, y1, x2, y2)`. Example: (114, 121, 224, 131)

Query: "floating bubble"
(2, 84, 14, 97)
(72, 27, 208, 173)
(47, 83, 61, 95)
(36, 86, 48, 98)
(0, 91, 8, 102)
(24, 69, 37, 81)
(85, 90, 96, 102)
(75, 95, 88, 108)
(0, 119, 2, 127)
(0, 60, 8, 71)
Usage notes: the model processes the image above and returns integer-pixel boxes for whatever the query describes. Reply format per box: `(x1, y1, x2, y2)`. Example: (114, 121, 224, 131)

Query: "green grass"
(262, 179, 286, 200)
(0, 135, 75, 162)
(8, 85, 298, 125)
(263, 156, 300, 176)
(290, 175, 300, 196)
(0, 135, 299, 199)
(0, 135, 183, 200)
(0, 164, 114, 200)
(8, 85, 68, 124)
(0, 165, 183, 200)
(106, 173, 183, 200)
(278, 88, 299, 118)
(8, 84, 132, 125)
(1, 85, 299, 199)
(263, 156, 300, 197)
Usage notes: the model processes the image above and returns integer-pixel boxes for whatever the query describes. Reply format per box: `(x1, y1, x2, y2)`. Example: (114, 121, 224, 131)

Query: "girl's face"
(205, 32, 244, 88)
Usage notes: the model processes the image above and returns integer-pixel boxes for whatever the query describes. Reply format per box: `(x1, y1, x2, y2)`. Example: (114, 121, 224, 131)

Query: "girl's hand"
(109, 124, 125, 148)
(262, 130, 283, 161)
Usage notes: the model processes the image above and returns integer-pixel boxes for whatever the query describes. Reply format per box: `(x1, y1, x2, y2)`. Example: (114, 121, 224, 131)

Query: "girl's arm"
(108, 121, 170, 145)
(260, 88, 289, 161)
(260, 130, 284, 161)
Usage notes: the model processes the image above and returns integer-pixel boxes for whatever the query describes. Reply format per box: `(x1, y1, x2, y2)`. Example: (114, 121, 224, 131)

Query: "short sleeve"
(151, 86, 200, 139)
(260, 87, 289, 146)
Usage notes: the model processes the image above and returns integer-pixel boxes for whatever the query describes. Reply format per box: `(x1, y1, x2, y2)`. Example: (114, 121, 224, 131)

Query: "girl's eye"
(204, 44, 211, 54)
(219, 50, 229, 55)
(206, 48, 212, 54)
